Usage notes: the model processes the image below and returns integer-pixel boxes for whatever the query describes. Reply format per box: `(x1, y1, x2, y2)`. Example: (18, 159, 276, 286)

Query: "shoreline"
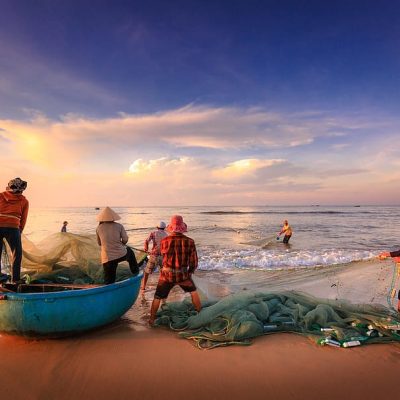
(1, 260, 400, 399)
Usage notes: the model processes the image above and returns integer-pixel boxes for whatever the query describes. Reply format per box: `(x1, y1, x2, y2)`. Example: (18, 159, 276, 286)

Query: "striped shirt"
(160, 232, 198, 283)
(144, 229, 168, 256)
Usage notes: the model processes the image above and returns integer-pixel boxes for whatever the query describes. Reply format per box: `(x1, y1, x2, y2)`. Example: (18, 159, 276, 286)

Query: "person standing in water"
(0, 177, 29, 283)
(277, 219, 293, 244)
(141, 221, 168, 292)
(96, 206, 143, 284)
(61, 221, 68, 233)
(149, 215, 201, 326)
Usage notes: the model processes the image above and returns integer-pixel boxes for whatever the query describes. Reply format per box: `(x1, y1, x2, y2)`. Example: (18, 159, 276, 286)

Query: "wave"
(200, 211, 373, 215)
(198, 248, 377, 271)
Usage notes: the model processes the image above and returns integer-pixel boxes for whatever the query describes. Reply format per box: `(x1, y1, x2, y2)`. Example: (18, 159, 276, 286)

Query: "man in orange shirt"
(0, 178, 29, 283)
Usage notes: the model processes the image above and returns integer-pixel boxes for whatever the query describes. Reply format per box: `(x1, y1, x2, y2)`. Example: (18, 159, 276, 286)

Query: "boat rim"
(1, 273, 143, 300)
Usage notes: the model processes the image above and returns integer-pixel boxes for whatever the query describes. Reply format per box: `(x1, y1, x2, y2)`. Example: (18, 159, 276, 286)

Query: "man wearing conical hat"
(96, 207, 143, 284)
(149, 215, 201, 325)
(0, 177, 29, 283)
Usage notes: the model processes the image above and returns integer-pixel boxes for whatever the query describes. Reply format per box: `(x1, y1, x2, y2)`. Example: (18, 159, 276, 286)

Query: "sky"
(0, 0, 399, 207)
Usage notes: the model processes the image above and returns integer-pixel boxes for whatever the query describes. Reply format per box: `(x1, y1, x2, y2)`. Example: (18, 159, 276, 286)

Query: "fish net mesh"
(1, 233, 146, 284)
(1, 233, 400, 348)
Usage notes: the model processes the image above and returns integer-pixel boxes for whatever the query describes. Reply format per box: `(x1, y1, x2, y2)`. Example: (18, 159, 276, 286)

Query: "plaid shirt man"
(160, 232, 198, 283)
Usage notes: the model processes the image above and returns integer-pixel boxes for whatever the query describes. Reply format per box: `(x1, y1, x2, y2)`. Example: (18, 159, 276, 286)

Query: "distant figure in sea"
(96, 206, 143, 284)
(0, 177, 29, 283)
(277, 219, 292, 244)
(61, 221, 68, 233)
(378, 249, 400, 312)
(149, 215, 201, 326)
(141, 221, 168, 292)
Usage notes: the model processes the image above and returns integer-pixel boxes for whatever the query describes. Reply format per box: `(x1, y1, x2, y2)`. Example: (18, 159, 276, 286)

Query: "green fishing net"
(1, 233, 146, 284)
(155, 290, 400, 349)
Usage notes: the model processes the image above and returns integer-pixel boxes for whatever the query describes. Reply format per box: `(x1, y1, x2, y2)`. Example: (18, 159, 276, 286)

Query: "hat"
(7, 177, 27, 193)
(166, 215, 187, 233)
(157, 221, 166, 229)
(96, 207, 121, 222)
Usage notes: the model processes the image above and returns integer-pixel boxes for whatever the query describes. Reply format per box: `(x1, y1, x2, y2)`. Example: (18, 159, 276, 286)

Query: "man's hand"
(378, 251, 390, 260)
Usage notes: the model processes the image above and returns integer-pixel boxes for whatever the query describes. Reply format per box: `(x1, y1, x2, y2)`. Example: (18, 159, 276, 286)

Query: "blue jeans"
(0, 227, 22, 281)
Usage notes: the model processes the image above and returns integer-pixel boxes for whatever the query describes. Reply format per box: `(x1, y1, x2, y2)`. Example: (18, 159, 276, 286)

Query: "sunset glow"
(1, 1, 399, 206)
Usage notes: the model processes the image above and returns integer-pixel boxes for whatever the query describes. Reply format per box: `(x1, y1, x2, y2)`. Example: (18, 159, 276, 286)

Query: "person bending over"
(141, 221, 168, 292)
(278, 219, 293, 244)
(149, 215, 201, 325)
(96, 206, 143, 284)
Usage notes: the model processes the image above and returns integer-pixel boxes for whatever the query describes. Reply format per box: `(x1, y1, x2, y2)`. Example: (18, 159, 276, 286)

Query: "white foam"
(198, 248, 378, 271)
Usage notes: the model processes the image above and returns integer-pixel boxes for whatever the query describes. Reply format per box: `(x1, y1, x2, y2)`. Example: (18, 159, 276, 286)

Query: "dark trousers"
(0, 227, 22, 281)
(283, 235, 291, 244)
(102, 247, 138, 284)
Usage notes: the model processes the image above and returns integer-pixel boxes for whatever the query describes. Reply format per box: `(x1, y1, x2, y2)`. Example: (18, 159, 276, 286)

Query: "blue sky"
(0, 0, 399, 206)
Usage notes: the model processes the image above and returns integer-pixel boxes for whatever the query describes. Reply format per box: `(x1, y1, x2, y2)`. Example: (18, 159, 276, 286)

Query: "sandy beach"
(1, 321, 400, 400)
(1, 263, 400, 400)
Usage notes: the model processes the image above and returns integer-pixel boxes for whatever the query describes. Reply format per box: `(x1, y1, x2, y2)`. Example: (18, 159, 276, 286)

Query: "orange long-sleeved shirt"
(0, 191, 29, 231)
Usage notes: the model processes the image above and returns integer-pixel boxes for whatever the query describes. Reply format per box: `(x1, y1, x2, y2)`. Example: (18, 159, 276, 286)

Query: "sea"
(25, 205, 399, 273)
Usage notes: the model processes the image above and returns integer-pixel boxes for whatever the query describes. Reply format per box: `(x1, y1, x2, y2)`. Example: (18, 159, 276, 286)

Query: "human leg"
(179, 278, 202, 312)
(149, 298, 161, 325)
(149, 279, 174, 325)
(125, 246, 139, 275)
(190, 291, 202, 312)
(4, 228, 22, 282)
(283, 235, 291, 244)
(103, 260, 118, 284)
(141, 255, 157, 290)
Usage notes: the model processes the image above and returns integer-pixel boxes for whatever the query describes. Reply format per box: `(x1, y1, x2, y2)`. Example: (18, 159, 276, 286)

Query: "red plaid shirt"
(160, 232, 198, 283)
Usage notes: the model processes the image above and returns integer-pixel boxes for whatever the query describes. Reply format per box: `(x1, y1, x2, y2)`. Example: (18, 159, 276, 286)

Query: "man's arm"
(188, 241, 198, 274)
(121, 226, 129, 244)
(96, 229, 101, 246)
(19, 199, 29, 232)
(144, 232, 153, 253)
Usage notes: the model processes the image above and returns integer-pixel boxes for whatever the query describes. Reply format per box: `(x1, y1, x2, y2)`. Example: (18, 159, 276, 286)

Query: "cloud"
(1, 104, 377, 170)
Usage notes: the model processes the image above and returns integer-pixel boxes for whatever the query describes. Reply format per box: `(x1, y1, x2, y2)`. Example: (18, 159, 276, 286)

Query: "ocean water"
(25, 205, 400, 272)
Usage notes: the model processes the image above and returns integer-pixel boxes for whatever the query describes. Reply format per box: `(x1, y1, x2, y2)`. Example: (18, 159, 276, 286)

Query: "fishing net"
(154, 258, 400, 349)
(1, 233, 146, 284)
(2, 232, 400, 349)
(156, 289, 400, 349)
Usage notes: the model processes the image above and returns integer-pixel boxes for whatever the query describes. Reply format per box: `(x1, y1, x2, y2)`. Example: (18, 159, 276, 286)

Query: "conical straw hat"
(96, 206, 121, 222)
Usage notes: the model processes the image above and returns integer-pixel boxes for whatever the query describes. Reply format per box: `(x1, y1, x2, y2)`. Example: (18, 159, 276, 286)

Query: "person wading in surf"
(277, 219, 293, 244)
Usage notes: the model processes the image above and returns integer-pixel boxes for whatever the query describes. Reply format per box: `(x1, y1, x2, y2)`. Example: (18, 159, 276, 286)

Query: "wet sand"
(1, 265, 400, 400)
(1, 322, 400, 400)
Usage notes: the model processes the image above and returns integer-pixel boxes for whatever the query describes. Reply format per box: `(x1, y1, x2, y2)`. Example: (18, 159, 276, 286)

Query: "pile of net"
(1, 233, 146, 284)
(155, 290, 400, 349)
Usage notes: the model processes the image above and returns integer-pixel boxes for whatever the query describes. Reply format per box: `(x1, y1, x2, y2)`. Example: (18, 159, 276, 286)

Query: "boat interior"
(0, 283, 100, 293)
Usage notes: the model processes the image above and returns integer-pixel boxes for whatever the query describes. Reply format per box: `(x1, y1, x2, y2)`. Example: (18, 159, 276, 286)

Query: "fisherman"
(96, 207, 144, 284)
(61, 221, 68, 233)
(149, 215, 201, 326)
(378, 249, 400, 312)
(277, 219, 293, 243)
(0, 177, 29, 283)
(141, 221, 168, 292)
